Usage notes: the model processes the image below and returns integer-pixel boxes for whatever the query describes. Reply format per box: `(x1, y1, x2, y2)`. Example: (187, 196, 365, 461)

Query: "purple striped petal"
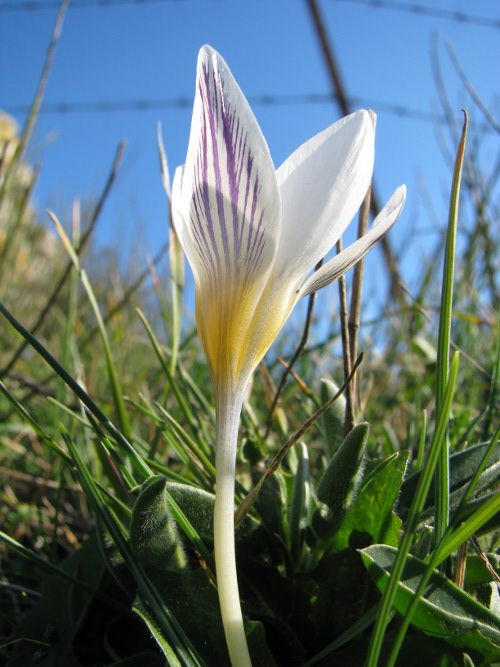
(175, 46, 281, 381)
(179, 47, 280, 291)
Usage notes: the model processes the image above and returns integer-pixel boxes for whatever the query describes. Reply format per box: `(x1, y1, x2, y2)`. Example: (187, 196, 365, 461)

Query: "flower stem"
(214, 387, 252, 667)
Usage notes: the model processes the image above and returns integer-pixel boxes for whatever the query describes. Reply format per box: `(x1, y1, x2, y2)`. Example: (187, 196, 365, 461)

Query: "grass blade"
(434, 491, 500, 565)
(80, 269, 132, 439)
(136, 308, 211, 456)
(434, 111, 468, 544)
(0, 380, 69, 462)
(0, 298, 151, 479)
(366, 352, 459, 667)
(62, 430, 204, 667)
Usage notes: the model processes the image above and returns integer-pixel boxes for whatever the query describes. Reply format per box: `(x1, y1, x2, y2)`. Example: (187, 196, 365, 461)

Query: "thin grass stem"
(434, 111, 468, 547)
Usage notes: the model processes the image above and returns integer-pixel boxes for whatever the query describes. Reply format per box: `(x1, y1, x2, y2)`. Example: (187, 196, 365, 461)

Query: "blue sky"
(1, 0, 499, 316)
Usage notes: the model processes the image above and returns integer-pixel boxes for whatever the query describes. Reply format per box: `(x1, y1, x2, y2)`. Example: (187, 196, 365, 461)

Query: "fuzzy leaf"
(360, 544, 500, 662)
(130, 477, 261, 570)
(130, 477, 276, 664)
(166, 478, 260, 547)
(320, 378, 346, 458)
(329, 450, 408, 552)
(130, 476, 188, 572)
(316, 422, 369, 512)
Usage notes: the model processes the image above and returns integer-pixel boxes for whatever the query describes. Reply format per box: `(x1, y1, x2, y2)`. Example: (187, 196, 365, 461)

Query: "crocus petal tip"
(199, 43, 215, 60)
(374, 184, 406, 227)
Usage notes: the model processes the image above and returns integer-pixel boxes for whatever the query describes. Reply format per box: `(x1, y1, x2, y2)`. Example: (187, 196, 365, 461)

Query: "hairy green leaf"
(329, 450, 408, 552)
(316, 422, 369, 514)
(320, 378, 346, 457)
(130, 477, 188, 572)
(361, 544, 500, 662)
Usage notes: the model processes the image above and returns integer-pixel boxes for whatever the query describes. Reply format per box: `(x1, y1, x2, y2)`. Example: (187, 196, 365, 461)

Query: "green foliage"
(329, 449, 408, 553)
(399, 439, 500, 522)
(361, 545, 500, 662)
(316, 422, 368, 513)
(130, 477, 189, 572)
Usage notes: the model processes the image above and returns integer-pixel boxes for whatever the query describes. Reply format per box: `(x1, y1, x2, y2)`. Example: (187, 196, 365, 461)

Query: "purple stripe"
(204, 65, 231, 270)
(199, 72, 222, 267)
(189, 55, 269, 295)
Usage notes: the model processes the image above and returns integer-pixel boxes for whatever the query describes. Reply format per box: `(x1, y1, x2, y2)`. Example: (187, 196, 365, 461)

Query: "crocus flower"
(172, 45, 405, 667)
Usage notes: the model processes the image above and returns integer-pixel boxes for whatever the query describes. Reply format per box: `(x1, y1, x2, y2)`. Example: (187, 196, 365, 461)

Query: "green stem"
(214, 385, 252, 667)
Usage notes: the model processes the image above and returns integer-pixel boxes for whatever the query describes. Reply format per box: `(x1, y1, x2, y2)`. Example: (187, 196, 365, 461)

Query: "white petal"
(272, 110, 375, 285)
(299, 185, 406, 297)
(171, 165, 200, 280)
(177, 46, 284, 383)
(180, 45, 281, 296)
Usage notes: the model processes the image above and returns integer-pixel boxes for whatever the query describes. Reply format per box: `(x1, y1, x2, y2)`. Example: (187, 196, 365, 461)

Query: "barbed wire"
(4, 93, 448, 125)
(1, 0, 190, 9)
(335, 0, 500, 30)
(5, 94, 497, 133)
(0, 0, 498, 32)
